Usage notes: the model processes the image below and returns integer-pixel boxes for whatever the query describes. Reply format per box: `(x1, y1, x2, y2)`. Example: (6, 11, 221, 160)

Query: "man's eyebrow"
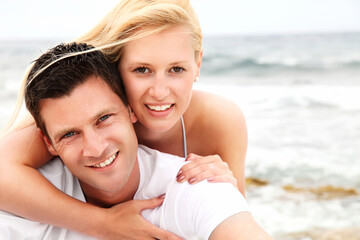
(90, 108, 116, 122)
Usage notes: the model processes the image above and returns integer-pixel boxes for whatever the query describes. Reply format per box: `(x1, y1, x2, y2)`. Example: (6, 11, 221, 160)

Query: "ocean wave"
(201, 54, 360, 76)
(235, 85, 360, 111)
(201, 32, 360, 78)
(202, 56, 310, 73)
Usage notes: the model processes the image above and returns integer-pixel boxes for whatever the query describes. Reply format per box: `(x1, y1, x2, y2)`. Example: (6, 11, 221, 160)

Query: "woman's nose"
(149, 75, 169, 100)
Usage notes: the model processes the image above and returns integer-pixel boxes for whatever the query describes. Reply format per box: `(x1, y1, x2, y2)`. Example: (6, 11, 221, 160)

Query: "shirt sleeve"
(0, 158, 92, 240)
(161, 180, 250, 240)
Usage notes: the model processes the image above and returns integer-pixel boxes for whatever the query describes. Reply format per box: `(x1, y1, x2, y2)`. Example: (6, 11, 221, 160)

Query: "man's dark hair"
(25, 42, 127, 138)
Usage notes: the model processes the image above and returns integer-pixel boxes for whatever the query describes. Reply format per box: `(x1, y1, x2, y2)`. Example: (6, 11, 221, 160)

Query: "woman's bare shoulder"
(188, 90, 246, 126)
(185, 90, 247, 150)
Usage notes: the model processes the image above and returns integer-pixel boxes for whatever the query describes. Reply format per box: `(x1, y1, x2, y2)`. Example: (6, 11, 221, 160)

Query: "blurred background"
(1, 0, 360, 239)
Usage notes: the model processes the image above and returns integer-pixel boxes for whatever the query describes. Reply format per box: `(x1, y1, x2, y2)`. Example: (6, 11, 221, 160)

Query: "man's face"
(40, 76, 138, 195)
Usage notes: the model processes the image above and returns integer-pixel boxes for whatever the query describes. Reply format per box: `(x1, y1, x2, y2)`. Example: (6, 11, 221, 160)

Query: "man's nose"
(149, 74, 169, 100)
(82, 129, 108, 158)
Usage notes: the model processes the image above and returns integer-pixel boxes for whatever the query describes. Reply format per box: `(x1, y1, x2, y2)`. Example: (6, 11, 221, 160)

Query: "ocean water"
(1, 32, 360, 239)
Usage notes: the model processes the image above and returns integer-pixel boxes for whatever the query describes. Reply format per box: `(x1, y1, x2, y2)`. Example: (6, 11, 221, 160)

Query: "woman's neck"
(134, 119, 186, 157)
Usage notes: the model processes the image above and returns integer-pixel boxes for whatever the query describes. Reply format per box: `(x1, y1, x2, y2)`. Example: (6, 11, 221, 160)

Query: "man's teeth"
(147, 104, 172, 111)
(93, 153, 117, 168)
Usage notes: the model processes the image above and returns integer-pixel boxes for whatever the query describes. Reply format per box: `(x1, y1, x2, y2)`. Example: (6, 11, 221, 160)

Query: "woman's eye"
(171, 66, 185, 73)
(99, 114, 110, 122)
(134, 66, 149, 73)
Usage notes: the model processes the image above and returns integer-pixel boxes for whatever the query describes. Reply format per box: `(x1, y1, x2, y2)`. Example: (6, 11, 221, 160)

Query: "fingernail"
(207, 177, 214, 182)
(177, 175, 185, 182)
(189, 178, 196, 184)
(176, 170, 182, 178)
(159, 194, 166, 199)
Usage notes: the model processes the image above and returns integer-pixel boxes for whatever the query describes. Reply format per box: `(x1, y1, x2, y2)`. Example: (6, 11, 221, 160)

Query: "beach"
(1, 32, 360, 239)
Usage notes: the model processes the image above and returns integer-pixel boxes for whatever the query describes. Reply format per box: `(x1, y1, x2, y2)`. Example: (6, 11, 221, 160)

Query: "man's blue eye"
(63, 132, 75, 138)
(99, 115, 110, 122)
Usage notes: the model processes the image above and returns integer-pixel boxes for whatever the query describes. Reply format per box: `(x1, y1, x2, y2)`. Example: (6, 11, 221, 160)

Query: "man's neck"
(81, 159, 140, 208)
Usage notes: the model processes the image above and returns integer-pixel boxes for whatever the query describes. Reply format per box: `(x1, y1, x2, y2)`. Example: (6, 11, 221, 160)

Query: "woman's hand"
(97, 196, 183, 240)
(176, 153, 238, 189)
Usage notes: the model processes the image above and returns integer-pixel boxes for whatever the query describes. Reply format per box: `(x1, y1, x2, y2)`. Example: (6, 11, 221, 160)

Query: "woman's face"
(118, 26, 202, 133)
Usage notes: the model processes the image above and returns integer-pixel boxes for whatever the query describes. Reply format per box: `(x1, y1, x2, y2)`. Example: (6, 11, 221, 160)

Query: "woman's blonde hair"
(77, 0, 202, 62)
(1, 0, 202, 137)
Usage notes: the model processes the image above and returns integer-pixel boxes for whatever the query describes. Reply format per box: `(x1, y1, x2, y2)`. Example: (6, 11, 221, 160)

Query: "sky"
(0, 0, 360, 40)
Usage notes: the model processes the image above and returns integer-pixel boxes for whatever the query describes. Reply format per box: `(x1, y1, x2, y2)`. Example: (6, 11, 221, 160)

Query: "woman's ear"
(195, 50, 203, 77)
(38, 129, 58, 156)
(128, 106, 138, 123)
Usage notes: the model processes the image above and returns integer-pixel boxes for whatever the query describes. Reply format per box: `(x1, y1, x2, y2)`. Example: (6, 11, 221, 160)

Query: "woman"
(0, 0, 248, 239)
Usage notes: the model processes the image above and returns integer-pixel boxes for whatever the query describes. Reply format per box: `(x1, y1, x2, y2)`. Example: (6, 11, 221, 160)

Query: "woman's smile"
(145, 103, 175, 118)
(145, 104, 173, 112)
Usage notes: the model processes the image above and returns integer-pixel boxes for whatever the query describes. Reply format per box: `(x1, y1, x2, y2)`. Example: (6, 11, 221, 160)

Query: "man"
(1, 43, 272, 239)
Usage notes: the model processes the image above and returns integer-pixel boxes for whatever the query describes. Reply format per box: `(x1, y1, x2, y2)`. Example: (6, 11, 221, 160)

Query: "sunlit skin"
(40, 76, 140, 207)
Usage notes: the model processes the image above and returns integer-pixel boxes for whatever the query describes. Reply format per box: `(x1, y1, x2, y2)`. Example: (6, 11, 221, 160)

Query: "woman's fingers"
(149, 223, 183, 240)
(207, 175, 238, 188)
(134, 195, 165, 211)
(177, 154, 237, 188)
(131, 197, 183, 240)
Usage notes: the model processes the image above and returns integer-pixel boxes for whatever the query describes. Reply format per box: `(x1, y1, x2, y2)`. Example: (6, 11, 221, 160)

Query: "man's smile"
(90, 151, 118, 168)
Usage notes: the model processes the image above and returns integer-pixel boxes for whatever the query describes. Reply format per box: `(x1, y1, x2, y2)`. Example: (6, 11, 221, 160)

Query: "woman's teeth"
(93, 152, 117, 168)
(147, 104, 172, 111)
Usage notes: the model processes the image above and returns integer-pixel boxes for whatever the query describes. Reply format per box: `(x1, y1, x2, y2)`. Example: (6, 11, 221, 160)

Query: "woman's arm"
(0, 122, 100, 233)
(181, 90, 248, 195)
(0, 120, 181, 240)
(210, 212, 273, 240)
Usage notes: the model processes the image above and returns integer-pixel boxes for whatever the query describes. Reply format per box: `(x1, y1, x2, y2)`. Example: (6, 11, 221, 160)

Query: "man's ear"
(128, 106, 137, 123)
(38, 129, 58, 156)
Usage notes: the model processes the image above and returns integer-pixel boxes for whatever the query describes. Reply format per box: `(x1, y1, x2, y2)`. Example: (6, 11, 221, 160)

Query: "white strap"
(180, 116, 187, 157)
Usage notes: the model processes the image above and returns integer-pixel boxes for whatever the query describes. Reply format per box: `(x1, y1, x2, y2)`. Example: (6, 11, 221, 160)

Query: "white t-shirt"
(0, 145, 249, 239)
(0, 159, 92, 240)
(135, 145, 249, 239)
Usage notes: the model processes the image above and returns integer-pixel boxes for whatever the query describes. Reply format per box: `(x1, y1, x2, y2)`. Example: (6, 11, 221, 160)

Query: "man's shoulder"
(162, 179, 250, 239)
(137, 145, 185, 171)
(138, 144, 185, 160)
(135, 145, 185, 200)
(38, 157, 86, 202)
(38, 157, 69, 189)
(0, 158, 90, 240)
